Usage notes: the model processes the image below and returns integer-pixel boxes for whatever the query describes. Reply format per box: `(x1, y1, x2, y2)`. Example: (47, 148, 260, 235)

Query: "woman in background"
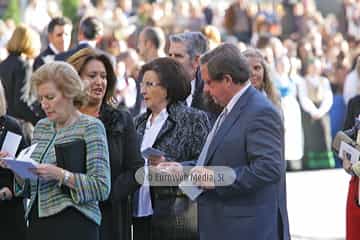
(0, 24, 43, 142)
(67, 47, 144, 240)
(133, 57, 210, 240)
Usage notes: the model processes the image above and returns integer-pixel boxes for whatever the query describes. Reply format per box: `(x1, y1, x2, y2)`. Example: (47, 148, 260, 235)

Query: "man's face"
(48, 24, 72, 52)
(201, 64, 230, 107)
(168, 41, 197, 79)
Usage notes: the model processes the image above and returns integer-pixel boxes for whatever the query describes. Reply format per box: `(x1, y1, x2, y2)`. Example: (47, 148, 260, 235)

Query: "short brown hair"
(31, 62, 87, 108)
(139, 57, 191, 104)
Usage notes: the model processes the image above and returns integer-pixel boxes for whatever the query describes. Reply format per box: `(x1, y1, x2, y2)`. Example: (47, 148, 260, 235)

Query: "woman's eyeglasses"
(140, 81, 162, 88)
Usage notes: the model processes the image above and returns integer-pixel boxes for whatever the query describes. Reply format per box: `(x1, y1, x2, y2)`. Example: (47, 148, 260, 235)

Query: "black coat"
(0, 53, 41, 125)
(98, 104, 144, 240)
(344, 95, 360, 130)
(0, 115, 28, 240)
(33, 46, 56, 71)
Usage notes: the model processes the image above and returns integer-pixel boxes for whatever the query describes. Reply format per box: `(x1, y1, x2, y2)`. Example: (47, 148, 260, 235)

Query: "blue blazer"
(198, 86, 290, 240)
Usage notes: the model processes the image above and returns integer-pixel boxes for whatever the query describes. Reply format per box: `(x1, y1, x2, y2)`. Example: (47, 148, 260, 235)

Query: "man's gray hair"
(200, 43, 250, 84)
(169, 32, 209, 59)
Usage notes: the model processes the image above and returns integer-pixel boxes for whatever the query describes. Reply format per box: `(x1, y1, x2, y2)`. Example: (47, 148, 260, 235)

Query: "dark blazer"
(0, 53, 41, 125)
(135, 102, 210, 238)
(55, 42, 90, 61)
(135, 102, 210, 167)
(33, 46, 56, 71)
(0, 115, 28, 240)
(98, 104, 144, 240)
(198, 86, 290, 240)
(344, 95, 360, 130)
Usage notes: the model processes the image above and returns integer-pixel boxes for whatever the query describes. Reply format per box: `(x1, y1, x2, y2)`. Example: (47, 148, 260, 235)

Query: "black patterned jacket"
(135, 102, 210, 164)
(135, 102, 210, 216)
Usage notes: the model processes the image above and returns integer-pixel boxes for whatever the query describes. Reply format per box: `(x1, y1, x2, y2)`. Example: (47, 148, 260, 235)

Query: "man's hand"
(190, 166, 215, 190)
(157, 161, 184, 176)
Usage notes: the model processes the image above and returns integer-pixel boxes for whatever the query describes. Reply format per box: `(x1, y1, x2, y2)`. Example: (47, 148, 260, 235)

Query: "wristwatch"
(63, 170, 72, 185)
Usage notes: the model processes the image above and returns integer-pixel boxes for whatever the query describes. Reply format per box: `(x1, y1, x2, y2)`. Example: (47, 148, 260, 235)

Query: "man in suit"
(188, 43, 290, 240)
(168, 32, 221, 123)
(55, 16, 103, 61)
(33, 17, 72, 71)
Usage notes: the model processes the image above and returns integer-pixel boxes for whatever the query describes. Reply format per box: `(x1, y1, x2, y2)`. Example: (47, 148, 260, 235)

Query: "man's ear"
(223, 74, 233, 85)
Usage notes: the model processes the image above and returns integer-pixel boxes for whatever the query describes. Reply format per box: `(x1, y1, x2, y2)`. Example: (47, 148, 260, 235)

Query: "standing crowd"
(0, 0, 360, 239)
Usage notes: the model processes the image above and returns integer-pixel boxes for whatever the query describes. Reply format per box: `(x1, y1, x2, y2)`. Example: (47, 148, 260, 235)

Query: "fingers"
(148, 156, 165, 166)
(0, 159, 8, 169)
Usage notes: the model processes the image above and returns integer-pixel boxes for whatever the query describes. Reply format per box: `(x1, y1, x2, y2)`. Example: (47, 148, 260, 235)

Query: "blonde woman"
(0, 24, 43, 141)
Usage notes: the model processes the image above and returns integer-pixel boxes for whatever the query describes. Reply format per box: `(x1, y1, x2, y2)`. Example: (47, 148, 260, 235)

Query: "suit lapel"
(204, 86, 255, 165)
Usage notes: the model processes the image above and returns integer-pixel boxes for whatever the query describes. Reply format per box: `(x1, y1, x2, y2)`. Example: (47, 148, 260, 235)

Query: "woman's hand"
(0, 187, 13, 200)
(148, 155, 165, 166)
(33, 164, 64, 182)
(0, 151, 10, 169)
(343, 153, 354, 175)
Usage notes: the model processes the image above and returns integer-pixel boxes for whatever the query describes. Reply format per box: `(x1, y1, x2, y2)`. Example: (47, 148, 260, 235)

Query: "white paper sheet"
(1, 131, 22, 157)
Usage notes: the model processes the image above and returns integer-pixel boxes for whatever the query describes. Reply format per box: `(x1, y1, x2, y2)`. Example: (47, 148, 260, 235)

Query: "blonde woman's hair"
(0, 80, 7, 116)
(31, 62, 87, 108)
(6, 24, 40, 59)
(243, 48, 281, 109)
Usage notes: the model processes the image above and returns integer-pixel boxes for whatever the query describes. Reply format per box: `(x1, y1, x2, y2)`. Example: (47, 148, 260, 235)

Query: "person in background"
(33, 17, 73, 71)
(168, 31, 220, 124)
(67, 47, 144, 240)
(133, 57, 210, 240)
(56, 16, 104, 61)
(298, 58, 334, 169)
(341, 94, 360, 240)
(0, 24, 42, 142)
(137, 26, 166, 63)
(0, 80, 28, 240)
(0, 61, 111, 240)
(243, 48, 281, 111)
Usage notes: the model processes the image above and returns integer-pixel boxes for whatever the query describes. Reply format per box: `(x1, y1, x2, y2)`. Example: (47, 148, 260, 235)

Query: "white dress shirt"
(186, 79, 196, 107)
(135, 108, 169, 217)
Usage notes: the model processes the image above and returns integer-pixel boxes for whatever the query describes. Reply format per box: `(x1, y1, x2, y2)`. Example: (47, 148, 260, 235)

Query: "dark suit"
(55, 43, 90, 61)
(33, 46, 56, 71)
(0, 53, 41, 125)
(198, 86, 290, 240)
(0, 115, 28, 240)
(134, 102, 210, 240)
(344, 95, 360, 130)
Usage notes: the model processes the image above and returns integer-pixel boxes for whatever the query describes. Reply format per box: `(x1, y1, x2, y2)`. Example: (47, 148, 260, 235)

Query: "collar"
(224, 81, 251, 113)
(48, 43, 59, 54)
(78, 40, 96, 48)
(146, 108, 169, 129)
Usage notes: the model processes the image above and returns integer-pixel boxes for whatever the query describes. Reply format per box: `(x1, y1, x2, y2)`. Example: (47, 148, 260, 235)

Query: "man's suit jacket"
(33, 46, 56, 71)
(198, 86, 290, 240)
(55, 43, 90, 61)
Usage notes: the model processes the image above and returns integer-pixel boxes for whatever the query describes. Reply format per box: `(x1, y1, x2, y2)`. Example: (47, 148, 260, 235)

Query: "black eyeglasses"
(140, 81, 162, 88)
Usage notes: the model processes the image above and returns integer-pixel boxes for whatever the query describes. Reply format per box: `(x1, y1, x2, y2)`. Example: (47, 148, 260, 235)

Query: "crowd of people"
(0, 0, 360, 239)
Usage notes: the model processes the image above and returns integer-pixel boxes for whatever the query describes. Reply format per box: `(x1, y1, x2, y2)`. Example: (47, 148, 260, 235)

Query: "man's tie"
(196, 108, 228, 166)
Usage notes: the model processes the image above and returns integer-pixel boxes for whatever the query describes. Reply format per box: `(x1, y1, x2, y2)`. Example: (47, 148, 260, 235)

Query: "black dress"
(98, 104, 144, 240)
(0, 115, 28, 240)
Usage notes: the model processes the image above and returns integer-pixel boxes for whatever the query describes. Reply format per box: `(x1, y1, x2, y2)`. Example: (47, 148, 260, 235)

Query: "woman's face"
(247, 56, 265, 90)
(140, 70, 168, 112)
(80, 59, 107, 105)
(37, 81, 74, 124)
